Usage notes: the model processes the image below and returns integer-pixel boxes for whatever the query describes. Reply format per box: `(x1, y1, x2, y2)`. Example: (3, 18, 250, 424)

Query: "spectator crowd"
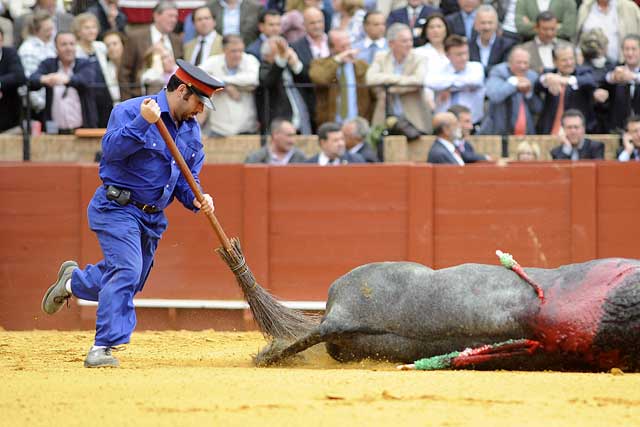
(2, 0, 640, 164)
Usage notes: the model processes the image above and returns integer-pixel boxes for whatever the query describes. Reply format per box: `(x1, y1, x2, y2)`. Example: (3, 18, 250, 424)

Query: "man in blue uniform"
(41, 60, 222, 368)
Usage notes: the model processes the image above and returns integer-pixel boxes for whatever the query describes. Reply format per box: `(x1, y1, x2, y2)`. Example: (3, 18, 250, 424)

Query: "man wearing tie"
(352, 11, 388, 64)
(184, 6, 222, 66)
(550, 109, 604, 160)
(428, 111, 465, 164)
(617, 115, 640, 162)
(605, 35, 640, 133)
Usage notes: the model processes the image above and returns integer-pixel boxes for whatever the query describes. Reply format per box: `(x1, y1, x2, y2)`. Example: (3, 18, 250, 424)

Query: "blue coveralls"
(70, 90, 204, 347)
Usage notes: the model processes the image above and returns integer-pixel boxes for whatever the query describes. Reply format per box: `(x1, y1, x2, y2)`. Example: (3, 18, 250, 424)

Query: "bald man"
(427, 112, 465, 165)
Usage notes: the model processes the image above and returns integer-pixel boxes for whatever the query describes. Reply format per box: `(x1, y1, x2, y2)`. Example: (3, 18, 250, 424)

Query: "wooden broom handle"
(155, 119, 232, 252)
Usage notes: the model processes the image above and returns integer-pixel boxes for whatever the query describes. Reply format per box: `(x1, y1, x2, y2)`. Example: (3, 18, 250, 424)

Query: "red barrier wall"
(2, 162, 639, 331)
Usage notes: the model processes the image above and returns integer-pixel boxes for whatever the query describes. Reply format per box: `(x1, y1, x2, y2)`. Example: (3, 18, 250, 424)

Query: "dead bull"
(256, 258, 640, 371)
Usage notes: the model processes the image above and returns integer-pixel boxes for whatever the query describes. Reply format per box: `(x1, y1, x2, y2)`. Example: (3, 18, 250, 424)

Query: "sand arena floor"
(1, 330, 639, 426)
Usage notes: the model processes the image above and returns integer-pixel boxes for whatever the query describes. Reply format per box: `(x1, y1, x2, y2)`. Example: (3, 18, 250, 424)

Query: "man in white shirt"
(184, 6, 222, 66)
(201, 34, 259, 136)
(352, 11, 388, 65)
(305, 121, 365, 164)
(427, 111, 465, 165)
(427, 34, 485, 125)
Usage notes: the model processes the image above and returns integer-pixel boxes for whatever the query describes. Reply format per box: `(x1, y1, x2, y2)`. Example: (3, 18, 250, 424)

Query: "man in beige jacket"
(365, 23, 432, 134)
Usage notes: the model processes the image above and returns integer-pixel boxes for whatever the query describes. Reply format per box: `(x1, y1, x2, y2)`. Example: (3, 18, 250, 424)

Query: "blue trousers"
(71, 186, 168, 347)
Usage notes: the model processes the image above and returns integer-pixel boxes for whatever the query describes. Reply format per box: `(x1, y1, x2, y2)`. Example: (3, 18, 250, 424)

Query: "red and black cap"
(174, 59, 224, 110)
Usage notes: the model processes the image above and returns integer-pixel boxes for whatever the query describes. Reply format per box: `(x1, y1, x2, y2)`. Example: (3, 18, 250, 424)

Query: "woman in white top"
(414, 13, 450, 110)
(73, 13, 114, 127)
(331, 0, 366, 44)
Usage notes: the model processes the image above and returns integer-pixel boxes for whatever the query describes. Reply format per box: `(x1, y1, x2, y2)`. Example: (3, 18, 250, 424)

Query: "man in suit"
(604, 35, 640, 132)
(306, 121, 365, 164)
(87, 0, 127, 40)
(184, 6, 222, 66)
(386, 0, 440, 46)
(515, 0, 577, 42)
(550, 109, 604, 160)
(291, 7, 331, 132)
(445, 0, 480, 40)
(245, 119, 307, 164)
(256, 36, 312, 134)
(427, 111, 465, 164)
(535, 44, 600, 135)
(208, 0, 264, 47)
(342, 116, 380, 162)
(480, 46, 542, 135)
(449, 104, 490, 162)
(246, 10, 282, 61)
(353, 11, 388, 64)
(617, 115, 640, 162)
(366, 23, 432, 134)
(521, 11, 571, 74)
(118, 1, 183, 101)
(468, 4, 515, 76)
(28, 32, 98, 131)
(309, 30, 372, 126)
(0, 29, 26, 132)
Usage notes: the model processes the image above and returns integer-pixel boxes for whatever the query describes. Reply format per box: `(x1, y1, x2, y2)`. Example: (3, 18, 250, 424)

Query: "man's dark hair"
(222, 34, 244, 46)
(536, 10, 557, 25)
(626, 114, 640, 129)
(363, 10, 383, 24)
(259, 9, 281, 24)
(191, 6, 213, 23)
(448, 104, 471, 118)
(54, 31, 75, 46)
(623, 34, 640, 47)
(561, 109, 585, 126)
(444, 34, 467, 52)
(317, 122, 342, 141)
(166, 74, 199, 102)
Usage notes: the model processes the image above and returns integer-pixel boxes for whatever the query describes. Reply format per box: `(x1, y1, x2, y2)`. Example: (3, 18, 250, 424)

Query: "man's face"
(457, 112, 473, 137)
(56, 33, 77, 64)
(554, 47, 575, 75)
(224, 39, 245, 69)
(628, 121, 640, 146)
(447, 44, 469, 71)
(321, 130, 346, 159)
(341, 122, 360, 149)
(509, 49, 530, 76)
(474, 10, 497, 41)
(562, 116, 585, 145)
(329, 31, 350, 54)
(193, 8, 215, 36)
(154, 7, 179, 34)
(177, 85, 205, 121)
(304, 9, 325, 39)
(271, 122, 296, 153)
(458, 0, 480, 13)
(364, 13, 385, 40)
(536, 18, 557, 44)
(389, 29, 413, 61)
(623, 39, 640, 68)
(260, 14, 282, 37)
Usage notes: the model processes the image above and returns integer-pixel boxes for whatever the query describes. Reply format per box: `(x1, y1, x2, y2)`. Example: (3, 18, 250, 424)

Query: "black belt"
(104, 185, 162, 214)
(130, 200, 162, 214)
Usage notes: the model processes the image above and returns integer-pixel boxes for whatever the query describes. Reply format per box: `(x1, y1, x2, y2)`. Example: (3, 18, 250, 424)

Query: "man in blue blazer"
(550, 109, 604, 160)
(468, 4, 515, 76)
(386, 0, 440, 46)
(480, 46, 542, 135)
(445, 0, 480, 40)
(245, 9, 282, 61)
(427, 111, 465, 164)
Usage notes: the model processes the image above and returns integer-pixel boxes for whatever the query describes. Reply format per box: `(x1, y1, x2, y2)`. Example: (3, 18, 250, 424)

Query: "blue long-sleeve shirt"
(99, 89, 204, 211)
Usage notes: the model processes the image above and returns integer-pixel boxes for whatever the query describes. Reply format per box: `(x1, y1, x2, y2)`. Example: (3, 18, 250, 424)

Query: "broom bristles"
(216, 237, 319, 340)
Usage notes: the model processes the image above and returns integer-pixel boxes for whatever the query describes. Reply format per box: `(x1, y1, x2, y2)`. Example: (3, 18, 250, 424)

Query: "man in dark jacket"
(29, 32, 97, 132)
(0, 29, 26, 132)
(550, 109, 604, 160)
(305, 121, 365, 164)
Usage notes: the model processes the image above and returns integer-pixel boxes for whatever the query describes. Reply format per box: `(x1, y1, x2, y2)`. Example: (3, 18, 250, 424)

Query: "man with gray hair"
(245, 118, 307, 164)
(468, 4, 515, 75)
(342, 117, 380, 162)
(119, 0, 183, 100)
(366, 23, 432, 135)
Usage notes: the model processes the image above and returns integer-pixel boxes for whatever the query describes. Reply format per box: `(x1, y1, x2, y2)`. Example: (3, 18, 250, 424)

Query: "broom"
(154, 120, 317, 340)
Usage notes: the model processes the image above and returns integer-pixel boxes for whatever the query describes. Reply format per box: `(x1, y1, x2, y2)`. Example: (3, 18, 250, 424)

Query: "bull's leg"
(255, 329, 326, 366)
(398, 339, 541, 370)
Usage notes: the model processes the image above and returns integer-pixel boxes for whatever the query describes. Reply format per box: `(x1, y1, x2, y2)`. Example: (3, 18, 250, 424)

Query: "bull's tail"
(255, 329, 325, 366)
